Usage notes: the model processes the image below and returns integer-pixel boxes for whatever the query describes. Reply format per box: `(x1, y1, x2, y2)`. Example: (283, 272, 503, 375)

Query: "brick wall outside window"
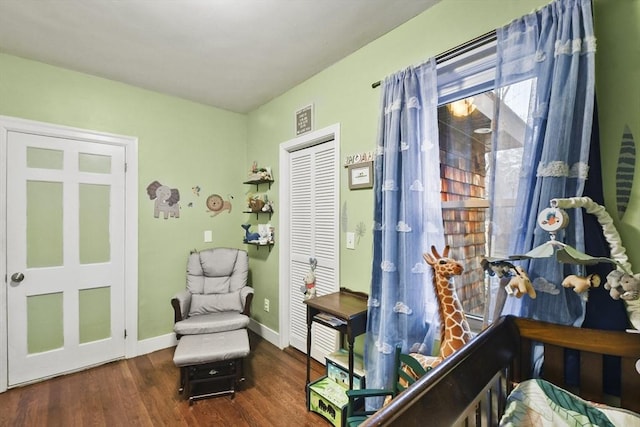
(438, 105, 491, 316)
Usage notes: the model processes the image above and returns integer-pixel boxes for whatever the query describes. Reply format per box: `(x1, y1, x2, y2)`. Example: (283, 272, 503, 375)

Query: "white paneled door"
(286, 133, 340, 362)
(5, 128, 127, 386)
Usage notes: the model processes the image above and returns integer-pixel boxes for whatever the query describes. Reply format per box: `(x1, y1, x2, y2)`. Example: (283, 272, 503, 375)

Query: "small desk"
(304, 289, 368, 390)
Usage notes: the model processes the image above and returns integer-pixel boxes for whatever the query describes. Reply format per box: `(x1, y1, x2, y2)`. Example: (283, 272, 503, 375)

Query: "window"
(435, 37, 534, 322)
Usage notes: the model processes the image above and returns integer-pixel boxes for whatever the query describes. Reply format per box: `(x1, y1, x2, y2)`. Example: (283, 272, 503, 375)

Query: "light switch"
(204, 230, 213, 242)
(346, 232, 355, 249)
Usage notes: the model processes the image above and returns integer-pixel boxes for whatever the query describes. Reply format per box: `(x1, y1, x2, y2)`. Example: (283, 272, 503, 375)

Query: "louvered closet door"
(288, 140, 339, 362)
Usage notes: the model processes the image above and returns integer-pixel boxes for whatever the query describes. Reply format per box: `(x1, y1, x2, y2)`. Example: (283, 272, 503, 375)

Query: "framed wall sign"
(348, 161, 373, 190)
(295, 104, 314, 135)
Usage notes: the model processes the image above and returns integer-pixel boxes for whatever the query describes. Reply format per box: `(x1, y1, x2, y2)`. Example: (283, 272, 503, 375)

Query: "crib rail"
(361, 316, 640, 426)
(513, 317, 640, 414)
(362, 316, 518, 426)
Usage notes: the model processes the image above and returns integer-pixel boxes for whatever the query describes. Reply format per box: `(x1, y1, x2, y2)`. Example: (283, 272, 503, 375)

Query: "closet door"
(288, 139, 339, 361)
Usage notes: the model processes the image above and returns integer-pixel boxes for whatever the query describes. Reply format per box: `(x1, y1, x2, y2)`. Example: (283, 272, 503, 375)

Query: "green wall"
(0, 53, 248, 340)
(1, 0, 638, 345)
(247, 0, 640, 333)
(594, 0, 640, 265)
(246, 0, 552, 332)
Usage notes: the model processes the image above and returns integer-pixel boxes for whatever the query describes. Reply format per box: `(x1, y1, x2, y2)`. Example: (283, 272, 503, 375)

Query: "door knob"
(11, 272, 25, 283)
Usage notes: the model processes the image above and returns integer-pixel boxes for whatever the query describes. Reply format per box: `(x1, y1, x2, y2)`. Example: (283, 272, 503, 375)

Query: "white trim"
(136, 333, 177, 356)
(135, 320, 280, 358)
(124, 133, 139, 359)
(278, 123, 341, 350)
(248, 319, 280, 348)
(0, 123, 6, 394)
(0, 116, 138, 391)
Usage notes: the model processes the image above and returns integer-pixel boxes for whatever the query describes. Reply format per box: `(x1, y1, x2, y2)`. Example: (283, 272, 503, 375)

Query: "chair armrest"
(171, 290, 192, 323)
(346, 388, 394, 399)
(240, 286, 254, 316)
(346, 388, 394, 418)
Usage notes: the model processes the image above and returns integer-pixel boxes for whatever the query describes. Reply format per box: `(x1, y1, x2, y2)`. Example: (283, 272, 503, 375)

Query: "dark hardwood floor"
(0, 331, 331, 427)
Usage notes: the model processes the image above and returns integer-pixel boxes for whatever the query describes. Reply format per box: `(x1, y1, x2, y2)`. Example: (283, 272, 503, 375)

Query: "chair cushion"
(189, 291, 243, 316)
(186, 248, 249, 295)
(173, 329, 250, 367)
(174, 311, 250, 335)
(199, 249, 238, 278)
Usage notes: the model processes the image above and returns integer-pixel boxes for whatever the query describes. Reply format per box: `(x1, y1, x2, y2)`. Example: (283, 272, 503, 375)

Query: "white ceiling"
(0, 0, 440, 113)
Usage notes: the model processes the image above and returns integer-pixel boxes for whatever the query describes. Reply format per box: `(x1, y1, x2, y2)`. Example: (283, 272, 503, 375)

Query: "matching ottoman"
(173, 329, 250, 404)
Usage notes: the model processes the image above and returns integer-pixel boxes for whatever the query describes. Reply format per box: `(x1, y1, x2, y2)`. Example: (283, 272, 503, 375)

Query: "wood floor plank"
(0, 331, 332, 426)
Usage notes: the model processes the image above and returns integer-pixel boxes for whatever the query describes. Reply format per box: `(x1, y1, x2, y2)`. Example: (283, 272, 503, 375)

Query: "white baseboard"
(248, 319, 281, 348)
(135, 332, 177, 357)
(134, 322, 280, 358)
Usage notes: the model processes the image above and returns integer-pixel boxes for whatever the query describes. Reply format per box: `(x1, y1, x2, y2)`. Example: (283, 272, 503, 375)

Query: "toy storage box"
(307, 376, 349, 427)
(307, 350, 367, 426)
(325, 350, 365, 390)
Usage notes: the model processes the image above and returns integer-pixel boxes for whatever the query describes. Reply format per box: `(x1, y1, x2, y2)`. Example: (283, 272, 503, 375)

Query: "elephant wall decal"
(147, 180, 180, 219)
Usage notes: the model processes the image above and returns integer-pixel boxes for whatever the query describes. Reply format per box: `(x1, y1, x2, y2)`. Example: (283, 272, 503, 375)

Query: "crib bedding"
(500, 379, 640, 427)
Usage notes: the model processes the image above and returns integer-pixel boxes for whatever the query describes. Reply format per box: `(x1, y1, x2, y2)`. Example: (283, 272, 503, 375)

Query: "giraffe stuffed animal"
(410, 245, 473, 372)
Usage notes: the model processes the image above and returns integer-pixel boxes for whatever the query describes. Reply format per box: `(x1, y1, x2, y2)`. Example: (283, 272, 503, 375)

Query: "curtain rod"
(371, 30, 497, 89)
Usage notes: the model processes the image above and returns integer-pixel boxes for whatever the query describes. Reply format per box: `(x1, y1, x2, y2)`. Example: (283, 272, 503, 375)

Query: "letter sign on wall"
(295, 104, 314, 136)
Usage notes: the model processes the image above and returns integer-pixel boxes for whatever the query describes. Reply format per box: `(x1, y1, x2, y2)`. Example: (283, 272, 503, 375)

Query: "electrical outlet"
(204, 230, 213, 242)
(264, 298, 270, 312)
(346, 232, 355, 250)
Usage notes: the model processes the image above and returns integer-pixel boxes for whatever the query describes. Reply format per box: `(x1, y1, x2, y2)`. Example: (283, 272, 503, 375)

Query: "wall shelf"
(242, 172, 274, 250)
(242, 210, 273, 220)
(243, 179, 274, 190)
(244, 242, 274, 252)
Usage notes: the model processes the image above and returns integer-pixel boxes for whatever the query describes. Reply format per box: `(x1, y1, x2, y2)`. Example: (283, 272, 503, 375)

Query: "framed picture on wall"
(348, 161, 373, 190)
(295, 104, 314, 135)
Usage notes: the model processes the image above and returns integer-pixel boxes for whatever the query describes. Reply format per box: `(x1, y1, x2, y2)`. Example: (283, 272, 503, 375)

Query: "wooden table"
(304, 289, 368, 390)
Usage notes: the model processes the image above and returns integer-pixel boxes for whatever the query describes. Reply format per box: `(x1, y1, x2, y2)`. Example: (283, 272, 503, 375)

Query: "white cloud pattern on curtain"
(495, 0, 597, 325)
(364, 59, 445, 410)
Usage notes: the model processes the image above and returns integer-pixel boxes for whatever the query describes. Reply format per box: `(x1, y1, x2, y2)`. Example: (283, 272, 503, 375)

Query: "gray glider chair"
(171, 247, 254, 338)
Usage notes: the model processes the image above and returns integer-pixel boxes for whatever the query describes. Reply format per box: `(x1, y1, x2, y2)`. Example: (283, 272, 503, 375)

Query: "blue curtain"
(364, 59, 444, 404)
(495, 0, 596, 325)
